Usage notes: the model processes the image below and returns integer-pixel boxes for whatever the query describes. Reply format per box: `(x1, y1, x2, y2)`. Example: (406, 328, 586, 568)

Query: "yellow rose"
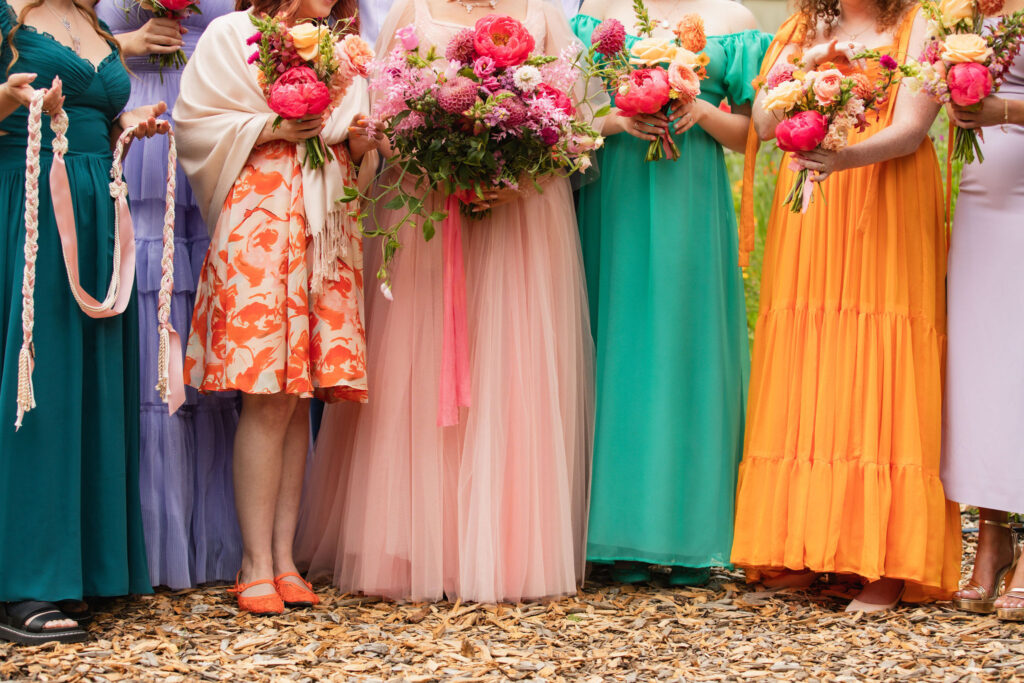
(671, 47, 701, 69)
(629, 38, 678, 66)
(762, 79, 805, 112)
(288, 23, 328, 62)
(942, 33, 994, 63)
(938, 0, 974, 23)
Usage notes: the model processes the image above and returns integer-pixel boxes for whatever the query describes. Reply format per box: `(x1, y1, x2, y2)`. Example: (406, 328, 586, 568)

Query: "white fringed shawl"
(173, 10, 372, 290)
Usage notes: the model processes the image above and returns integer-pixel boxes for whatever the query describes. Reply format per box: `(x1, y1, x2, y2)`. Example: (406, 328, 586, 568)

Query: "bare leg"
(956, 508, 1014, 602)
(234, 393, 300, 597)
(272, 398, 311, 587)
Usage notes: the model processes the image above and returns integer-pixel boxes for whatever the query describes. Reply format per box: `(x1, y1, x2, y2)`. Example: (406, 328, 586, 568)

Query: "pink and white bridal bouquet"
(583, 0, 709, 161)
(899, 0, 1024, 163)
(346, 14, 603, 284)
(759, 52, 903, 212)
(138, 0, 200, 72)
(247, 13, 373, 169)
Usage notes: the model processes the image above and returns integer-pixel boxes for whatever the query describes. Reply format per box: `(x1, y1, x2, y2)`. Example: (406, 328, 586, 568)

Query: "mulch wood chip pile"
(3, 515, 1022, 682)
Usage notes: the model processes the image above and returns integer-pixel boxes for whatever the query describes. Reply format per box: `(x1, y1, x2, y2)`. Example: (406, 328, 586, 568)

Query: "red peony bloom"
(268, 66, 331, 119)
(473, 15, 535, 68)
(775, 110, 829, 152)
(947, 61, 993, 106)
(533, 83, 575, 115)
(615, 67, 671, 117)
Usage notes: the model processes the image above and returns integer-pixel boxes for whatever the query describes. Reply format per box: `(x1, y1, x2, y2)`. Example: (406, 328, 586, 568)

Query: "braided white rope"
(15, 91, 46, 429)
(153, 129, 176, 403)
(15, 91, 179, 428)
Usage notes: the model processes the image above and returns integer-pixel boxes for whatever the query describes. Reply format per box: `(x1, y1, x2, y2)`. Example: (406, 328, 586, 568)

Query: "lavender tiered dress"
(941, 44, 1024, 513)
(96, 0, 241, 589)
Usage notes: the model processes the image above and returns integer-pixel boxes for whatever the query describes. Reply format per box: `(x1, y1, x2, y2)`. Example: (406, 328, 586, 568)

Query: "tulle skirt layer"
(296, 178, 594, 604)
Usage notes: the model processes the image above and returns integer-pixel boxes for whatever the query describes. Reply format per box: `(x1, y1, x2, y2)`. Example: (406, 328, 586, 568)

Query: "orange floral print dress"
(185, 141, 367, 402)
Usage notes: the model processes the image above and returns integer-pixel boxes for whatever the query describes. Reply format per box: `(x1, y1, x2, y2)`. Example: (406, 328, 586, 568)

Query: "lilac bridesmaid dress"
(96, 0, 242, 589)
(942, 44, 1024, 514)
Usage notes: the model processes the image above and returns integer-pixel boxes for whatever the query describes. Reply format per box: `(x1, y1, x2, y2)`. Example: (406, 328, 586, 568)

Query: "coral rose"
(339, 34, 374, 77)
(811, 68, 843, 105)
(775, 110, 829, 152)
(947, 61, 993, 105)
(615, 67, 671, 116)
(762, 78, 805, 112)
(942, 33, 994, 63)
(667, 60, 701, 104)
(674, 14, 706, 53)
(268, 66, 331, 118)
(629, 38, 678, 66)
(473, 15, 535, 68)
(938, 0, 974, 23)
(288, 23, 327, 62)
(848, 71, 874, 99)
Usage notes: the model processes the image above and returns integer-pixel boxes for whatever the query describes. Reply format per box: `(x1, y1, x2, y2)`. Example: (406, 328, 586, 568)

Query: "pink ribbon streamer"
(49, 156, 135, 317)
(163, 323, 186, 414)
(438, 194, 471, 427)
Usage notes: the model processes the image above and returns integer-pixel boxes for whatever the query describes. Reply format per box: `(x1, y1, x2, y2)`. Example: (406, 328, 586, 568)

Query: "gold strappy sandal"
(953, 520, 1020, 614)
(996, 588, 1024, 621)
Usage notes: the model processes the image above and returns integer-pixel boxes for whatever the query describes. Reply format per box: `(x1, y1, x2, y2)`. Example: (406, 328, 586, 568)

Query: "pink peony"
(436, 75, 479, 113)
(533, 83, 575, 115)
(396, 25, 419, 51)
(615, 67, 671, 117)
(775, 110, 829, 152)
(592, 18, 626, 56)
(446, 28, 477, 64)
(765, 62, 797, 90)
(947, 61, 993, 106)
(268, 66, 331, 119)
(668, 61, 701, 104)
(473, 15, 535, 68)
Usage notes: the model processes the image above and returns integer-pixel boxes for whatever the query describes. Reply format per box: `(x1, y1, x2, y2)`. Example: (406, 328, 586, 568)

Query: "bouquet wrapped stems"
(303, 135, 333, 169)
(952, 124, 984, 165)
(644, 107, 680, 162)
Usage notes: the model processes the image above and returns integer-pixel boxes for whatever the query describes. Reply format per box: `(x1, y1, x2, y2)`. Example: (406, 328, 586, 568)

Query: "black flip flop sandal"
(0, 601, 89, 645)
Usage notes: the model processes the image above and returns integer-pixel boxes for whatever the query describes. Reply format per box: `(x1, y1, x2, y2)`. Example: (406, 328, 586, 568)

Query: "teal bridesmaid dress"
(0, 1, 151, 602)
(572, 15, 771, 576)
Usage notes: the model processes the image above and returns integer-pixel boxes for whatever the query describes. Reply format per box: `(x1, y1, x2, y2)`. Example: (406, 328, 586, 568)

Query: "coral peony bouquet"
(347, 14, 604, 285)
(247, 13, 373, 169)
(759, 51, 904, 213)
(138, 0, 201, 73)
(900, 0, 1024, 163)
(583, 0, 709, 161)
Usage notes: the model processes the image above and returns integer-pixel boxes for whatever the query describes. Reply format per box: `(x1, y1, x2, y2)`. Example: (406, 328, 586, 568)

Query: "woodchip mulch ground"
(3, 512, 1022, 682)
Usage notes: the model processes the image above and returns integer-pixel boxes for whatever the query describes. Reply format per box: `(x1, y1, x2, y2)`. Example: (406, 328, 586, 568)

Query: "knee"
(242, 393, 300, 429)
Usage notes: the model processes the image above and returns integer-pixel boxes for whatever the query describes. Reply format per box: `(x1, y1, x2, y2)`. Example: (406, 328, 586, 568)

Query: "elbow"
(754, 120, 775, 142)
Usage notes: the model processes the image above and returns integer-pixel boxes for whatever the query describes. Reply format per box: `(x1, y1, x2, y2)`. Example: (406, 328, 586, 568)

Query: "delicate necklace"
(838, 13, 877, 41)
(44, 2, 82, 55)
(447, 0, 498, 14)
(648, 0, 687, 30)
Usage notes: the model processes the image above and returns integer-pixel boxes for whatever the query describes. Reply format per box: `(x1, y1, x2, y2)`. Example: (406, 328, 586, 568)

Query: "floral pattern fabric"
(185, 141, 367, 402)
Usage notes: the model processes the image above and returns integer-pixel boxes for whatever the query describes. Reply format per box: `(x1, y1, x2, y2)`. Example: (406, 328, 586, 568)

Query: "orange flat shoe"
(228, 572, 284, 616)
(274, 572, 320, 608)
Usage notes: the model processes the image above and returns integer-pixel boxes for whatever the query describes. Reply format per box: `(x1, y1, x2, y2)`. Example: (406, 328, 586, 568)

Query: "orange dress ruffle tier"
(185, 141, 367, 402)
(730, 10, 962, 600)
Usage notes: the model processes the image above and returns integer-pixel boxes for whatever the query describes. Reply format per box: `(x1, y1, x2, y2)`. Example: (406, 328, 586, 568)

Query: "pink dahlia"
(446, 29, 477, 64)
(592, 18, 626, 56)
(437, 75, 479, 113)
(496, 90, 528, 126)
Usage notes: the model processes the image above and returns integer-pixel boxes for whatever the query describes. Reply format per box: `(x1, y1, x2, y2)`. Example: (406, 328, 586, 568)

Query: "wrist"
(1009, 99, 1024, 126)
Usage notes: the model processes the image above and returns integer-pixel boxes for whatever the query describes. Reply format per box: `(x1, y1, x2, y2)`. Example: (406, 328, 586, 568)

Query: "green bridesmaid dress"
(572, 15, 771, 578)
(0, 0, 150, 603)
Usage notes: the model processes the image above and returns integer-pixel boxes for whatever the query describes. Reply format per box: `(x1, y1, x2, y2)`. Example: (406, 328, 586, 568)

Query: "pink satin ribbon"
(163, 323, 186, 414)
(438, 194, 471, 427)
(49, 155, 135, 317)
(50, 152, 187, 414)
(787, 159, 815, 214)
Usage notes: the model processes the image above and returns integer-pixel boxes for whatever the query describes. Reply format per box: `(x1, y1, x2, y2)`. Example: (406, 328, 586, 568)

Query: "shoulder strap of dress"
(737, 13, 807, 267)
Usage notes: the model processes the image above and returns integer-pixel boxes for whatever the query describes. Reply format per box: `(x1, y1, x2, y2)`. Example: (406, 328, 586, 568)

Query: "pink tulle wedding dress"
(294, 0, 596, 603)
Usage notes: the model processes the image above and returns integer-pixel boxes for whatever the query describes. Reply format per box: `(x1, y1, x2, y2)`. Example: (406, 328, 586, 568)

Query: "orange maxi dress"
(730, 10, 962, 599)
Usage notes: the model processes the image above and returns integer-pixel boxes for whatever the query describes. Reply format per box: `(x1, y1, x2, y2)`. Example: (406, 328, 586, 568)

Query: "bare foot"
(995, 561, 1024, 611)
(238, 559, 277, 598)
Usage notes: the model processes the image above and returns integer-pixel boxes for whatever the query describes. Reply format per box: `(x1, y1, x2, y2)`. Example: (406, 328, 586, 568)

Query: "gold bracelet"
(1005, 98, 1010, 124)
